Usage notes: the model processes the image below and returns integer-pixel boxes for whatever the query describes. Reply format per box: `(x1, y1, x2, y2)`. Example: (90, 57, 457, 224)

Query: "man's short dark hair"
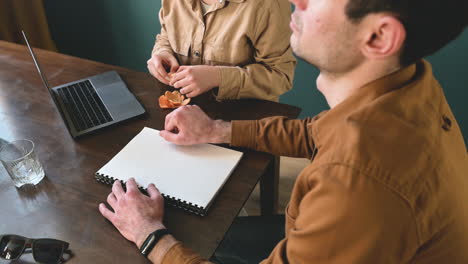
(345, 0, 468, 66)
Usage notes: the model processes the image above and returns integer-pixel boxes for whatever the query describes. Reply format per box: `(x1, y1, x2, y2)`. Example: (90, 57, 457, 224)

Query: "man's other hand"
(99, 178, 166, 248)
(147, 51, 179, 85)
(160, 105, 231, 145)
(169, 65, 221, 98)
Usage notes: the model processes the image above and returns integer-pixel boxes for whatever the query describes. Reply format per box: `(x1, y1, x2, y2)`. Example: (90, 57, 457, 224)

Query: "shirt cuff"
(217, 66, 242, 100)
(161, 242, 207, 264)
(231, 120, 257, 149)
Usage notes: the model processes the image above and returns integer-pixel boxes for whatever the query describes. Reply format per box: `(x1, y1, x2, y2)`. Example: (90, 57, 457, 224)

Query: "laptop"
(22, 31, 146, 138)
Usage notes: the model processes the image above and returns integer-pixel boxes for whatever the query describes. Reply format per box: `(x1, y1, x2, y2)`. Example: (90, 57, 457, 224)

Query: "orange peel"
(158, 91, 190, 109)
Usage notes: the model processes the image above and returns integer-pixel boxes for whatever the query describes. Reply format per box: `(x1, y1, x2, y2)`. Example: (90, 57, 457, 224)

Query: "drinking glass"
(0, 139, 45, 187)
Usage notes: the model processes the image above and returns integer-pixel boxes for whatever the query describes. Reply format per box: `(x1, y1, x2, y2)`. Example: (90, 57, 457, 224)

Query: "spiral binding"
(95, 173, 206, 216)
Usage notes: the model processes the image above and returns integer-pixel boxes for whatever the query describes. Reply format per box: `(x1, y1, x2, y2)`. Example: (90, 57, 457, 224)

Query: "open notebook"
(95, 127, 243, 216)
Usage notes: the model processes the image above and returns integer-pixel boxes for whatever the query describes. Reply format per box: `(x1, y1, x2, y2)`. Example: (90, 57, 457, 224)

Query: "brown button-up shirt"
(152, 0, 296, 102)
(161, 60, 468, 263)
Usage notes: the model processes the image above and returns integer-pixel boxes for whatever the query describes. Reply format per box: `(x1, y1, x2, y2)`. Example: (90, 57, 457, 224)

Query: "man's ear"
(361, 16, 406, 60)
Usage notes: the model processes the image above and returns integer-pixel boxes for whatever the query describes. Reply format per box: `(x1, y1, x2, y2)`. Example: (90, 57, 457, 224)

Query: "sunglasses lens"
(0, 235, 25, 260)
(33, 239, 66, 264)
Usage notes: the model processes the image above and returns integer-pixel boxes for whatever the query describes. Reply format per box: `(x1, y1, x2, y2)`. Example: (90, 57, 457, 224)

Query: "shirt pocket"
(204, 35, 253, 66)
(203, 36, 226, 65)
(168, 29, 191, 58)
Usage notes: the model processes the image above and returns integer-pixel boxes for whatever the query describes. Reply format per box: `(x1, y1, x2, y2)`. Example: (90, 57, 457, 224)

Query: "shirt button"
(442, 114, 452, 131)
(194, 51, 201, 57)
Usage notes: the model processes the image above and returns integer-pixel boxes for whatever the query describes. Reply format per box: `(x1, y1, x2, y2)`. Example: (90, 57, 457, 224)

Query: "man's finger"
(160, 130, 183, 144)
(107, 192, 117, 207)
(164, 111, 179, 133)
(147, 183, 161, 199)
(126, 177, 139, 194)
(164, 111, 177, 131)
(164, 111, 174, 131)
(99, 203, 115, 223)
(112, 181, 125, 199)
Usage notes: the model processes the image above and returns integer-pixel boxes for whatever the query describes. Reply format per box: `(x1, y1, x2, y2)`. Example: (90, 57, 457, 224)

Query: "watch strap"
(140, 229, 171, 258)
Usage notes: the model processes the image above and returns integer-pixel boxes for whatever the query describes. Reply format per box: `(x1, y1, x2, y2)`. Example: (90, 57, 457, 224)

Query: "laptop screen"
(22, 30, 51, 91)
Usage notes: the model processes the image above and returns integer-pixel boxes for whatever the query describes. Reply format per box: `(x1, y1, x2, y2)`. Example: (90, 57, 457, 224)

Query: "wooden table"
(0, 41, 300, 263)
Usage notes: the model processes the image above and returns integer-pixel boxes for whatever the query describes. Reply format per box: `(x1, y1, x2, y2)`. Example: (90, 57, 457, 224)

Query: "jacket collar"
(312, 61, 420, 149)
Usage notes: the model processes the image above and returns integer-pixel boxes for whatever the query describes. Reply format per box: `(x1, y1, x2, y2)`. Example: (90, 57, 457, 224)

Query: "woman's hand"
(147, 51, 179, 85)
(170, 65, 221, 98)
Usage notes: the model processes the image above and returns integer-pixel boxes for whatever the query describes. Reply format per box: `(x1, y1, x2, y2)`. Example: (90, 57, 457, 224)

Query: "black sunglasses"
(0, 234, 70, 264)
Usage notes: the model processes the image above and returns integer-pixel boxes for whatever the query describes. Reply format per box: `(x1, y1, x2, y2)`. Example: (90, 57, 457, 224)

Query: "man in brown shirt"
(99, 0, 468, 263)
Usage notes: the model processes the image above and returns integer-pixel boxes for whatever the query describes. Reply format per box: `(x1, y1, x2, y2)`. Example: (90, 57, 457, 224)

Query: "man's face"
(289, 0, 364, 74)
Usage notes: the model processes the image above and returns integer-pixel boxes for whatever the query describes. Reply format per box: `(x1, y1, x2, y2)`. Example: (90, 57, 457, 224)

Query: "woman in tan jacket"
(147, 0, 296, 101)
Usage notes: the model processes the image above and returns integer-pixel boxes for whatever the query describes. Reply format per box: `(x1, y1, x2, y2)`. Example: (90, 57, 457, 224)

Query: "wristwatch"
(139, 229, 171, 258)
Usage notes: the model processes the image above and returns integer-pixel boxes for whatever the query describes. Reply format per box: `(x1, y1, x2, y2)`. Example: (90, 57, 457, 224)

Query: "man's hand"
(160, 105, 231, 145)
(169, 65, 221, 98)
(147, 51, 179, 85)
(99, 178, 166, 248)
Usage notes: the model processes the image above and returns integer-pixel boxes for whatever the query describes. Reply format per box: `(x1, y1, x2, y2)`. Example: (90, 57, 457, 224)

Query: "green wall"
(43, 1, 468, 144)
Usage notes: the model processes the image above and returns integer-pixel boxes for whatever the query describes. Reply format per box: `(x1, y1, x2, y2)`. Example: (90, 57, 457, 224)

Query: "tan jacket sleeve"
(231, 117, 316, 159)
(217, 0, 296, 101)
(152, 3, 174, 56)
(262, 165, 419, 264)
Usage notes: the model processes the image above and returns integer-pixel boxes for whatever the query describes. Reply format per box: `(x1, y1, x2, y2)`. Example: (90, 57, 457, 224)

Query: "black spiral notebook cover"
(95, 127, 243, 216)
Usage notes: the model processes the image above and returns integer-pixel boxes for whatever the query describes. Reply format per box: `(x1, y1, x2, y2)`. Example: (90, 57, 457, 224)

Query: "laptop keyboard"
(56, 80, 113, 132)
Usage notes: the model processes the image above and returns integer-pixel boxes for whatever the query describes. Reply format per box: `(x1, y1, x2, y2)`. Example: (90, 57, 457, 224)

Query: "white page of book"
(97, 127, 243, 209)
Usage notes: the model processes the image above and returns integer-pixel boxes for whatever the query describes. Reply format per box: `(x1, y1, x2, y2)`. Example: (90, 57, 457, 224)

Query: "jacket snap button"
(442, 115, 452, 131)
(194, 51, 201, 57)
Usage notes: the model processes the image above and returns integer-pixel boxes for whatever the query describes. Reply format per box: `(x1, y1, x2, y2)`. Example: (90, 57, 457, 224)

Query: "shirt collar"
(312, 61, 420, 148)
(187, 0, 246, 12)
(187, 0, 246, 3)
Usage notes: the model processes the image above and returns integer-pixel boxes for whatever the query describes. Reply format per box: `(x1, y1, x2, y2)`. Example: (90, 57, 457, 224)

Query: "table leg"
(260, 155, 280, 215)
